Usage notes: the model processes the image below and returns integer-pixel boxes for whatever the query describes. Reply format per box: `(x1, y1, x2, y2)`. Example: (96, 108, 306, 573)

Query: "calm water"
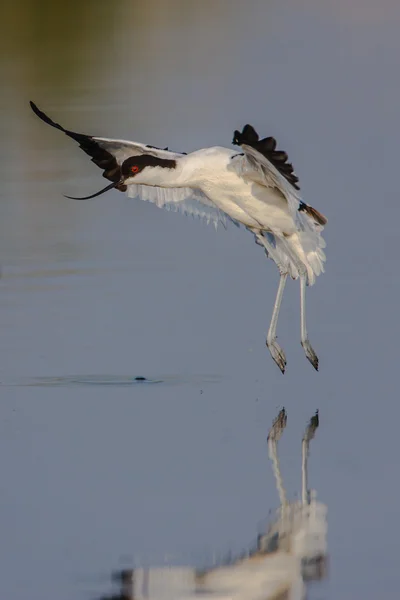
(1, 1, 400, 598)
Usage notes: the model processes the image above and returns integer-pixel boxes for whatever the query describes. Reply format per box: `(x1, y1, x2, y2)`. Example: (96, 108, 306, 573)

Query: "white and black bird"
(30, 101, 327, 373)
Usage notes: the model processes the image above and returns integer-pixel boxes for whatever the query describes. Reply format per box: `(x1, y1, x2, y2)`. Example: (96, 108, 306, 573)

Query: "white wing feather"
(126, 184, 234, 229)
(236, 144, 324, 236)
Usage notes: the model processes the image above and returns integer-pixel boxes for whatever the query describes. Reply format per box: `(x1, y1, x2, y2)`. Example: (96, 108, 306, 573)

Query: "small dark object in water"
(134, 376, 147, 381)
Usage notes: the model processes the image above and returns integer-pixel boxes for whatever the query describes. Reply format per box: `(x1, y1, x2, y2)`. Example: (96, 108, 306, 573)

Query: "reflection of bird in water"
(30, 102, 327, 373)
(267, 407, 287, 443)
(98, 409, 327, 599)
(99, 569, 134, 600)
(260, 408, 328, 581)
(304, 409, 319, 442)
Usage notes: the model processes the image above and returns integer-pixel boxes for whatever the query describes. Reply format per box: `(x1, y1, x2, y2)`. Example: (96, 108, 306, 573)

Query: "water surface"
(1, 1, 400, 599)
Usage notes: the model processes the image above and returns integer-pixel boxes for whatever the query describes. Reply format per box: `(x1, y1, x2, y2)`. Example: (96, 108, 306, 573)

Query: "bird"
(29, 101, 327, 373)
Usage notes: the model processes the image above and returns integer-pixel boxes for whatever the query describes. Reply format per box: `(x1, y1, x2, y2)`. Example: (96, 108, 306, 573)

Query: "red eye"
(131, 165, 139, 174)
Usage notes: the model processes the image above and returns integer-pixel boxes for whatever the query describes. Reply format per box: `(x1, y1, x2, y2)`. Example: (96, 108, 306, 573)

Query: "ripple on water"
(1, 374, 222, 387)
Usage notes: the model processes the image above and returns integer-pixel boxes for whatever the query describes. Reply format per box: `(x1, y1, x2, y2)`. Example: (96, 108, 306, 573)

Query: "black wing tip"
(232, 124, 259, 146)
(29, 100, 44, 120)
(29, 100, 43, 118)
(233, 123, 300, 190)
(29, 100, 65, 132)
(30, 102, 127, 190)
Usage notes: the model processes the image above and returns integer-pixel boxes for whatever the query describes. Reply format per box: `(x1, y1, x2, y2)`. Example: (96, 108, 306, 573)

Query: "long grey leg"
(267, 273, 288, 374)
(275, 235, 319, 371)
(253, 232, 289, 373)
(300, 274, 319, 370)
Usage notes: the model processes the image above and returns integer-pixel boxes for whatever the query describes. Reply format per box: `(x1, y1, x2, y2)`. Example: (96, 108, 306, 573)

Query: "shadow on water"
(94, 410, 328, 600)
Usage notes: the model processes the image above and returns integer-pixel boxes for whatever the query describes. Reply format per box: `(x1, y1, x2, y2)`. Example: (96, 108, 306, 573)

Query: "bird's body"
(193, 149, 296, 231)
(137, 145, 296, 231)
(30, 101, 327, 372)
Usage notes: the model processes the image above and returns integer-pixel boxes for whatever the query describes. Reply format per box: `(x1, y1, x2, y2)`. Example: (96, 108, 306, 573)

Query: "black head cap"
(121, 154, 177, 177)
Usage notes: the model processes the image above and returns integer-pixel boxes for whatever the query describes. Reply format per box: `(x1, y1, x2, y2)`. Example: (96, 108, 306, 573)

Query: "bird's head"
(65, 154, 177, 200)
(121, 154, 177, 185)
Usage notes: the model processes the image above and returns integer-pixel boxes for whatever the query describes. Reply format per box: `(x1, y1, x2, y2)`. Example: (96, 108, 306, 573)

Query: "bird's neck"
(143, 155, 199, 189)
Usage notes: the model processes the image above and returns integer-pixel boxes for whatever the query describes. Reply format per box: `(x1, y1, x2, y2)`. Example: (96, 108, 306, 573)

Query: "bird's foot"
(267, 338, 287, 374)
(301, 339, 319, 371)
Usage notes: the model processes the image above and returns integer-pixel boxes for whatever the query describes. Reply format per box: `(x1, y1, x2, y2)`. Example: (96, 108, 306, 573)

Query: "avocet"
(30, 101, 327, 373)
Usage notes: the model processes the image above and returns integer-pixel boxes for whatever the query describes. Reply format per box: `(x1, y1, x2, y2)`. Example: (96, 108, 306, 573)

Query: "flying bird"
(30, 101, 327, 373)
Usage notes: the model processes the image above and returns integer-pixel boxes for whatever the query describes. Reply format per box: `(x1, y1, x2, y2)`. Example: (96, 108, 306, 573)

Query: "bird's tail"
(294, 230, 326, 286)
(265, 231, 326, 286)
(258, 230, 326, 285)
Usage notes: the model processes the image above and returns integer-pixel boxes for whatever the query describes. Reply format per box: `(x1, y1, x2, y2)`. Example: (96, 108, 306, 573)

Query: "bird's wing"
(30, 101, 184, 189)
(30, 102, 235, 229)
(65, 131, 233, 228)
(125, 184, 237, 229)
(232, 124, 327, 233)
(91, 136, 184, 163)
